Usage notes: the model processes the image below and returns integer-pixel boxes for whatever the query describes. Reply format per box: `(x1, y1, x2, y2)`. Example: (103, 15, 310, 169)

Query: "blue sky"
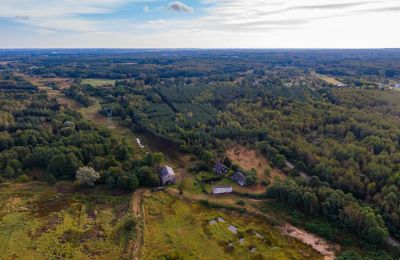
(0, 0, 400, 48)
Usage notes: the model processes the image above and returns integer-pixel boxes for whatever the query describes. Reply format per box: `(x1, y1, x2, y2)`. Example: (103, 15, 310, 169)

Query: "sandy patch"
(280, 223, 339, 260)
(226, 145, 286, 187)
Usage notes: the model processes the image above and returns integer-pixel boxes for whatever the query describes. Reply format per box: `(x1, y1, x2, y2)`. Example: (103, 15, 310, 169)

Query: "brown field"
(226, 145, 286, 190)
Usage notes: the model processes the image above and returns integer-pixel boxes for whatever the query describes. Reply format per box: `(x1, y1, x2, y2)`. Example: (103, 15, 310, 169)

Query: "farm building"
(214, 162, 228, 176)
(231, 171, 246, 186)
(212, 186, 233, 194)
(160, 165, 176, 185)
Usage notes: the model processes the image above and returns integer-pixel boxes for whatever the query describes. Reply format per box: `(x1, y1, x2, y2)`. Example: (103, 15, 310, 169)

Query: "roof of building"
(232, 171, 246, 185)
(214, 162, 228, 172)
(160, 165, 175, 177)
(212, 186, 233, 194)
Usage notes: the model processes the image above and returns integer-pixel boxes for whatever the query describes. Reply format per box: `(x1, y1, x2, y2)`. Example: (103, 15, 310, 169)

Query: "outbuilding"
(212, 186, 233, 194)
(160, 165, 176, 185)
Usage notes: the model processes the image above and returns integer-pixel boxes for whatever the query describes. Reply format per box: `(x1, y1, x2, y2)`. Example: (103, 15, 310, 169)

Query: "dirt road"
(128, 189, 148, 260)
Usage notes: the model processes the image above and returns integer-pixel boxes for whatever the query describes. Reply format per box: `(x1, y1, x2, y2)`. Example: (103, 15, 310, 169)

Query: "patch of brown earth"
(280, 223, 339, 260)
(226, 146, 286, 194)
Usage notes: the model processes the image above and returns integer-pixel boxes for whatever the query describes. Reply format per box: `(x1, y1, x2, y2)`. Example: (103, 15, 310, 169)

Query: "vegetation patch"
(140, 191, 323, 259)
(0, 182, 132, 260)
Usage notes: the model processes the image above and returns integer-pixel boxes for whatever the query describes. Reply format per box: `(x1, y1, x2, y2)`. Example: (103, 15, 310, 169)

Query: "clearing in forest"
(311, 71, 346, 86)
(81, 79, 116, 87)
(226, 146, 285, 189)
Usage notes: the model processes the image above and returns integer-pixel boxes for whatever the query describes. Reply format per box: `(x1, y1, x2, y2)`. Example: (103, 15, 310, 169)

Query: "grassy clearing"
(82, 79, 116, 87)
(0, 182, 134, 260)
(311, 71, 345, 86)
(140, 192, 322, 260)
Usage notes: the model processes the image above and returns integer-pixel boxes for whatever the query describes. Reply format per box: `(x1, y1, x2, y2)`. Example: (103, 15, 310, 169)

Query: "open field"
(311, 72, 346, 86)
(140, 191, 323, 260)
(226, 145, 286, 194)
(82, 79, 116, 87)
(0, 182, 134, 260)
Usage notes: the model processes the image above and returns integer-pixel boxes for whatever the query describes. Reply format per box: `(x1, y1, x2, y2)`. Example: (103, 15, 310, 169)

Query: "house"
(212, 186, 233, 195)
(214, 162, 228, 176)
(160, 165, 176, 185)
(231, 171, 247, 186)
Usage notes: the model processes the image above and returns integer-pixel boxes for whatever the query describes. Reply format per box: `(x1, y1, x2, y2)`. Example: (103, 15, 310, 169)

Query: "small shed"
(231, 171, 246, 186)
(214, 162, 228, 176)
(212, 186, 233, 195)
(160, 165, 176, 186)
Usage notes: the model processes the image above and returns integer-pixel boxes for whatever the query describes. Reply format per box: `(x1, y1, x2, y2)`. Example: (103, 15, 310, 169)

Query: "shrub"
(75, 166, 100, 187)
(16, 174, 29, 183)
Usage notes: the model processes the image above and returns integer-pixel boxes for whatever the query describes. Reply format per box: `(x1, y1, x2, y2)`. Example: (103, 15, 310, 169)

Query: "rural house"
(231, 171, 247, 186)
(212, 186, 233, 195)
(160, 165, 176, 185)
(214, 162, 228, 176)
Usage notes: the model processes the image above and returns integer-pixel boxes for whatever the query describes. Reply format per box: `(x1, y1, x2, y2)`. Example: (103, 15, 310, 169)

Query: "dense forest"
(0, 72, 164, 190)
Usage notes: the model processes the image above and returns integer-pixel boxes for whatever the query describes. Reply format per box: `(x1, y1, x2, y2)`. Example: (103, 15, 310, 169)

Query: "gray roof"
(232, 171, 246, 185)
(214, 162, 228, 172)
(160, 166, 175, 177)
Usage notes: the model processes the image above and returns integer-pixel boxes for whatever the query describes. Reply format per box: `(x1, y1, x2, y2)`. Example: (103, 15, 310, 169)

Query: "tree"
(3, 165, 15, 178)
(75, 166, 100, 187)
(137, 166, 159, 187)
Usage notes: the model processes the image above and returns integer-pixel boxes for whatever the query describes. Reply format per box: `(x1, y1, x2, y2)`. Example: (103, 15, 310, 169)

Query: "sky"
(0, 0, 399, 48)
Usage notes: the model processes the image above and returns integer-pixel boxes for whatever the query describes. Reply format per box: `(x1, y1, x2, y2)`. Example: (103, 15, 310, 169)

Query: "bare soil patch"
(226, 146, 286, 193)
(280, 223, 339, 260)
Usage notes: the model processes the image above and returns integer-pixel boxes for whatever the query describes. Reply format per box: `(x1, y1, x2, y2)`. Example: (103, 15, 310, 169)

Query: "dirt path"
(128, 189, 149, 260)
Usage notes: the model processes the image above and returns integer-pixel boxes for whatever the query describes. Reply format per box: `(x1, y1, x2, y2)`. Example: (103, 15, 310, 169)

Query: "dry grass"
(0, 182, 133, 260)
(226, 145, 286, 194)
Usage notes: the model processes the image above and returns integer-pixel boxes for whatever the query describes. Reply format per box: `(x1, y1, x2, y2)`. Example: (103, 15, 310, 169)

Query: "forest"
(1, 49, 400, 258)
(0, 72, 164, 190)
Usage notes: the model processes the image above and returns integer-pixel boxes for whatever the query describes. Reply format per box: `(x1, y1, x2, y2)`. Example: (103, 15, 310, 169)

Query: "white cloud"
(168, 1, 194, 13)
(147, 19, 166, 26)
(1, 0, 400, 47)
(144, 5, 150, 13)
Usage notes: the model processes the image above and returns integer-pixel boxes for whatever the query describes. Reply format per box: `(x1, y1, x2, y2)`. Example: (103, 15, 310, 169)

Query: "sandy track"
(280, 223, 339, 260)
(128, 189, 149, 260)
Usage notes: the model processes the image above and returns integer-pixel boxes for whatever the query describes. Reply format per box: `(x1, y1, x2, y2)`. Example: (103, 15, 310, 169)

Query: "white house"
(160, 166, 176, 185)
(212, 186, 233, 195)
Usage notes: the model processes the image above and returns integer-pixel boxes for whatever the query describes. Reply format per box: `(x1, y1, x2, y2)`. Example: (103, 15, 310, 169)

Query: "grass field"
(82, 79, 116, 87)
(140, 192, 323, 260)
(0, 182, 134, 260)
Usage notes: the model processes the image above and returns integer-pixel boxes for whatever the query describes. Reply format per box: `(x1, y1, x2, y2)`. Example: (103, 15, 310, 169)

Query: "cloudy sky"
(0, 0, 399, 48)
